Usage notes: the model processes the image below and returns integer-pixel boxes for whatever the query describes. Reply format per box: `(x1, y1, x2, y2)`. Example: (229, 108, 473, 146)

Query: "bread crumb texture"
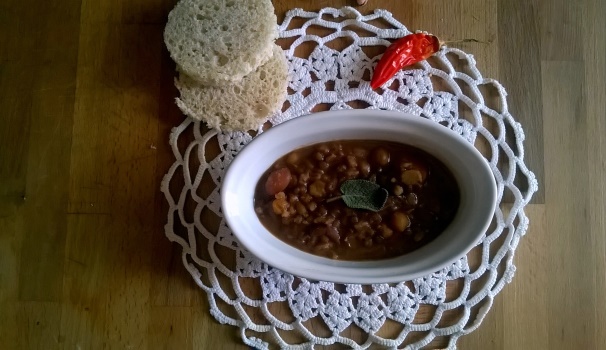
(175, 45, 289, 131)
(164, 0, 277, 85)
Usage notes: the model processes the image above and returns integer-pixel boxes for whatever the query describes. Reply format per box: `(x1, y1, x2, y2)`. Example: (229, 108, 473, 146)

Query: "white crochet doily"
(161, 7, 538, 350)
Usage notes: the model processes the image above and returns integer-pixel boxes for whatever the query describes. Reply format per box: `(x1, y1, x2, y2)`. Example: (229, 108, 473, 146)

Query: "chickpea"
(308, 202, 317, 212)
(309, 181, 326, 197)
(287, 152, 299, 164)
(393, 185, 404, 196)
(390, 211, 410, 232)
(272, 192, 290, 217)
(380, 224, 393, 238)
(401, 169, 424, 185)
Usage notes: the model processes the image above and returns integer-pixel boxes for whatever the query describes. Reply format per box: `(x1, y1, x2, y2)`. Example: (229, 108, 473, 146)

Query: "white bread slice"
(175, 45, 288, 131)
(164, 0, 277, 85)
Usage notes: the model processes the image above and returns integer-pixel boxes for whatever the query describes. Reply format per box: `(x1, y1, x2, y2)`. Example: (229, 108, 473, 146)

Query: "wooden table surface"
(1, 0, 605, 349)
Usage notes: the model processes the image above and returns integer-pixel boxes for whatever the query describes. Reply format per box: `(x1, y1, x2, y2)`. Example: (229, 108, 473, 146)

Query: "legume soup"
(253, 140, 460, 261)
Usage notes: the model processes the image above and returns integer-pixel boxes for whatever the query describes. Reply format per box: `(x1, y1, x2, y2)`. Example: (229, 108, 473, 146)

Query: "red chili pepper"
(370, 33, 440, 89)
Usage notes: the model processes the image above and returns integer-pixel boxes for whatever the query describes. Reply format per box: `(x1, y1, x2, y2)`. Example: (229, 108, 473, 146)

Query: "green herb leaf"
(339, 179, 388, 212)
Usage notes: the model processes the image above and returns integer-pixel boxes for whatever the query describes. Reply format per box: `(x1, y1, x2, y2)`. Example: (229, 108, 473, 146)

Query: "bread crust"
(175, 45, 289, 131)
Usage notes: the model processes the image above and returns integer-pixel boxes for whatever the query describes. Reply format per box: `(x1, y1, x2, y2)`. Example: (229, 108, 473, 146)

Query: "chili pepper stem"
(439, 38, 490, 46)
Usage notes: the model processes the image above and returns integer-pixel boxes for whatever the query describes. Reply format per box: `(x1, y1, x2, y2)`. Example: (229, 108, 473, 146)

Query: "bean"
(296, 202, 308, 216)
(299, 172, 310, 184)
(301, 194, 312, 203)
(325, 226, 341, 243)
(346, 169, 360, 178)
(315, 152, 325, 161)
(413, 231, 424, 242)
(311, 169, 324, 180)
(315, 243, 332, 251)
(407, 193, 418, 206)
(325, 216, 335, 225)
(353, 148, 368, 158)
(359, 160, 371, 177)
(317, 206, 328, 217)
(371, 147, 390, 166)
(327, 178, 338, 192)
(289, 174, 298, 187)
(354, 221, 372, 234)
(370, 213, 382, 224)
(308, 202, 317, 212)
(265, 168, 292, 195)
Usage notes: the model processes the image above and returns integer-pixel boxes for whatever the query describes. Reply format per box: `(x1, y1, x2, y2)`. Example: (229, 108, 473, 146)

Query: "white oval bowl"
(221, 110, 496, 284)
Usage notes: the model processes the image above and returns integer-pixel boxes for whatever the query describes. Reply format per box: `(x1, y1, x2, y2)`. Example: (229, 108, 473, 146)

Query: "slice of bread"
(164, 0, 277, 85)
(175, 45, 289, 131)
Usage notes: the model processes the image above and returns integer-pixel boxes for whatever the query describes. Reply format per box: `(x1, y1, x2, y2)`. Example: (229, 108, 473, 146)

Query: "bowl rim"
(221, 110, 497, 283)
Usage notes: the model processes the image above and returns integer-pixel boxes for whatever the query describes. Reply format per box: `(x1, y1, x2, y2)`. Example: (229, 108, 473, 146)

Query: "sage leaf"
(339, 179, 388, 212)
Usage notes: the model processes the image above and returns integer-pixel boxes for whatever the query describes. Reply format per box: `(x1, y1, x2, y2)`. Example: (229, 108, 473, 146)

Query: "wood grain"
(1, 0, 605, 349)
